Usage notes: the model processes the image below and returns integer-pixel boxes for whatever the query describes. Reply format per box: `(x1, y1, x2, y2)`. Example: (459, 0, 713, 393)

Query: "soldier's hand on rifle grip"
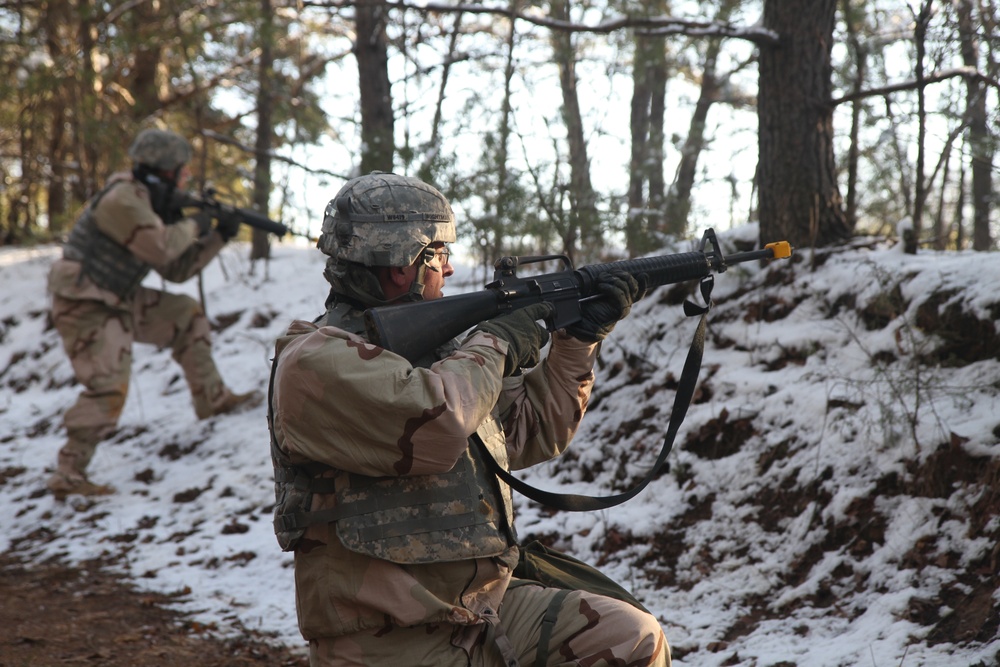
(468, 302, 553, 376)
(192, 211, 214, 237)
(215, 210, 242, 242)
(566, 271, 647, 343)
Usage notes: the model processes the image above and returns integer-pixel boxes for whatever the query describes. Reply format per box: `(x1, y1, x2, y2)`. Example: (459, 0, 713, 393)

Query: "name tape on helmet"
(345, 212, 453, 224)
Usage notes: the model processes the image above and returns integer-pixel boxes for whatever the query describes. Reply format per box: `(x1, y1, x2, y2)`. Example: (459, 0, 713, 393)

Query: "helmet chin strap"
(399, 247, 441, 302)
(405, 262, 428, 301)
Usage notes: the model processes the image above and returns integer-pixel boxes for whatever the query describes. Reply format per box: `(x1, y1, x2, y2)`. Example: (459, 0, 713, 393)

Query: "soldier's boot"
(197, 388, 263, 420)
(47, 434, 115, 501)
(47, 470, 115, 502)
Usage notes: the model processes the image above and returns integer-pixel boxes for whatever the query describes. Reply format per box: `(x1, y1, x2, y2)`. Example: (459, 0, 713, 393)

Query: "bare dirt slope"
(0, 549, 308, 667)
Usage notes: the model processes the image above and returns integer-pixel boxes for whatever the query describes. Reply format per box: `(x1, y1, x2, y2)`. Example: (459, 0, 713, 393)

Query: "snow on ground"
(1, 226, 997, 666)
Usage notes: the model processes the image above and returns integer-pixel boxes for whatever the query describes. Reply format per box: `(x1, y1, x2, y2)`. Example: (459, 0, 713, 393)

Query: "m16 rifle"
(367, 228, 792, 511)
(172, 188, 292, 238)
(365, 228, 792, 363)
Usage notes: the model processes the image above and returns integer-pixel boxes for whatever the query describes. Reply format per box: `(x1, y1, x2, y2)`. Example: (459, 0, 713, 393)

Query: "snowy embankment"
(1, 227, 997, 666)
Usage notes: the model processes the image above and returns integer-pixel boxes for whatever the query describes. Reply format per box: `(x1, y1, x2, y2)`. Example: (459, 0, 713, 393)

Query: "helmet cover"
(128, 129, 193, 171)
(317, 172, 457, 268)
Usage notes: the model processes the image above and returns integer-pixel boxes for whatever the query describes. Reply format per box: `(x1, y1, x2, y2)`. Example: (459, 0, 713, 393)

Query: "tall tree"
(626, 0, 670, 255)
(416, 10, 465, 184)
(549, 0, 600, 263)
(758, 0, 852, 248)
(355, 0, 394, 173)
(956, 0, 995, 250)
(906, 0, 933, 253)
(42, 0, 71, 233)
(252, 0, 277, 262)
(484, 8, 521, 265)
(663, 0, 746, 236)
(839, 0, 868, 231)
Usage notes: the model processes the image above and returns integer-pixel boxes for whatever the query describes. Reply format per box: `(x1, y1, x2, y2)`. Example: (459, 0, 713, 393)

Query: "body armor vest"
(63, 181, 151, 299)
(269, 300, 516, 563)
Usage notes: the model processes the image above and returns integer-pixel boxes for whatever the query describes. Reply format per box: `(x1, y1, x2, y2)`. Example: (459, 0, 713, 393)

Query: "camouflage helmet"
(317, 172, 457, 268)
(128, 129, 193, 171)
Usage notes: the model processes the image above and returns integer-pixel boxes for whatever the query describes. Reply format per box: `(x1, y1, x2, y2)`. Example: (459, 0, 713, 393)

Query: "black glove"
(215, 210, 242, 242)
(191, 211, 214, 237)
(566, 271, 647, 343)
(468, 302, 553, 375)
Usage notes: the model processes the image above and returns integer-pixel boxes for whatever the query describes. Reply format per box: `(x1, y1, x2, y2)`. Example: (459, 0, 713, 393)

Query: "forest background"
(1, 2, 999, 664)
(1, 0, 997, 265)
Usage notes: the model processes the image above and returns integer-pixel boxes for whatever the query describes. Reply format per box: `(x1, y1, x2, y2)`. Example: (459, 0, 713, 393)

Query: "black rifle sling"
(473, 276, 715, 512)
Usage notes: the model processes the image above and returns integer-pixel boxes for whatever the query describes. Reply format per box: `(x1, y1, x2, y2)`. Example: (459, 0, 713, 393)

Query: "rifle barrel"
(578, 241, 792, 291)
(227, 204, 288, 238)
(577, 251, 712, 292)
(727, 241, 793, 264)
(171, 189, 288, 237)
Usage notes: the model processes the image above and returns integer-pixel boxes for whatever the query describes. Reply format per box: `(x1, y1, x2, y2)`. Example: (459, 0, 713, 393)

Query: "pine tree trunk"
(550, 0, 599, 263)
(355, 0, 394, 173)
(252, 0, 275, 263)
(758, 0, 851, 249)
(957, 0, 994, 251)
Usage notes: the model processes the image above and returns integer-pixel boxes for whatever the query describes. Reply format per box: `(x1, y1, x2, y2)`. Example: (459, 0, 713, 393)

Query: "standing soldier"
(268, 172, 669, 666)
(46, 127, 261, 500)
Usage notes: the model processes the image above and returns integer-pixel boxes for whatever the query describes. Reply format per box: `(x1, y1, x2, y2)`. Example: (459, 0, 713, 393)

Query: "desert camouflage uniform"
(48, 171, 243, 487)
(270, 301, 670, 667)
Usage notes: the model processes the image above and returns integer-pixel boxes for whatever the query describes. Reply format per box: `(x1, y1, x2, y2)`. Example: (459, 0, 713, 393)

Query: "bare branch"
(830, 66, 1000, 107)
(105, 0, 156, 25)
(294, 0, 780, 45)
(200, 129, 348, 179)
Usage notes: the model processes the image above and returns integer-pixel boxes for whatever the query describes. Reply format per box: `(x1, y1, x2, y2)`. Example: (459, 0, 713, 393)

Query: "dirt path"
(0, 550, 308, 667)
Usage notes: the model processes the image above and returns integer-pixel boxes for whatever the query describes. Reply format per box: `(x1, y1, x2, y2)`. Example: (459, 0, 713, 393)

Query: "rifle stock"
(365, 291, 507, 363)
(365, 229, 792, 363)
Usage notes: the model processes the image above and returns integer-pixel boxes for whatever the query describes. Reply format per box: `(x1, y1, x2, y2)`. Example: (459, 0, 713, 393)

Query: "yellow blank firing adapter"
(765, 241, 793, 259)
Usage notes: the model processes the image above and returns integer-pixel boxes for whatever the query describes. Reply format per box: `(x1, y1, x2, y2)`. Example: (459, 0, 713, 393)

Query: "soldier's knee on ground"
(627, 606, 670, 666)
(563, 591, 670, 667)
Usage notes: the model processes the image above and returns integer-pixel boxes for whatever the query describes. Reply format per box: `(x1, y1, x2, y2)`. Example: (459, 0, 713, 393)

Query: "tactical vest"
(63, 180, 152, 299)
(269, 300, 517, 563)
